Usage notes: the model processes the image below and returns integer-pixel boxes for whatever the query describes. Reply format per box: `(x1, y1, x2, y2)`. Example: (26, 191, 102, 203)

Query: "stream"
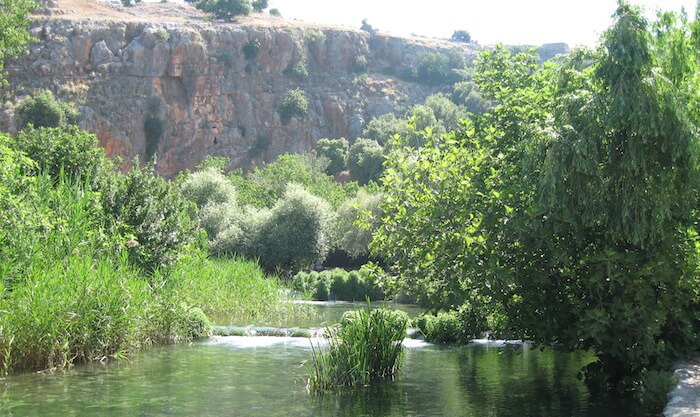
(0, 302, 645, 416)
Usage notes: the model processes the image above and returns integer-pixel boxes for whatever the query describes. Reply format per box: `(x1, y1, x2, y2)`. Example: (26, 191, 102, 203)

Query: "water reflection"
(0, 303, 646, 417)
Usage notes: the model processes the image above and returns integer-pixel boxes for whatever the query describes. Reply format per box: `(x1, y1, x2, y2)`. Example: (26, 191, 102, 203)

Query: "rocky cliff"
(2, 1, 480, 176)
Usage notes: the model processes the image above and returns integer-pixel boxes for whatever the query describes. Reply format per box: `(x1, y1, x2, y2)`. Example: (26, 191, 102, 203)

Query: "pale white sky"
(266, 0, 697, 46)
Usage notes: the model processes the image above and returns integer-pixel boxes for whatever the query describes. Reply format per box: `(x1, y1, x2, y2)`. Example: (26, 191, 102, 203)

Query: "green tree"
(362, 113, 409, 146)
(251, 0, 267, 12)
(347, 138, 384, 185)
(253, 185, 335, 272)
(278, 88, 309, 123)
(373, 3, 700, 402)
(193, 0, 251, 20)
(313, 138, 348, 175)
(451, 30, 471, 43)
(0, 0, 37, 84)
(101, 161, 195, 274)
(228, 154, 357, 209)
(16, 90, 79, 130)
(13, 125, 108, 180)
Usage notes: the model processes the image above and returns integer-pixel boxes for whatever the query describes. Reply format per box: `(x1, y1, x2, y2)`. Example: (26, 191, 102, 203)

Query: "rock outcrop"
(3, 2, 479, 176)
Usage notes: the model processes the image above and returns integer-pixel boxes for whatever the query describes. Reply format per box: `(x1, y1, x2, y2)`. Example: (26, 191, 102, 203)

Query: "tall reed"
(308, 307, 408, 391)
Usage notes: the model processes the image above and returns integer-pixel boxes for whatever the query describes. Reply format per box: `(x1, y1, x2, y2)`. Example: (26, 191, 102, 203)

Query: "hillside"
(3, 0, 484, 175)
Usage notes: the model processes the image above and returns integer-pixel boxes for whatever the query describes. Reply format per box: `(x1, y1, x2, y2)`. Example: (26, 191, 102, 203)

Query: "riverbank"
(665, 359, 700, 417)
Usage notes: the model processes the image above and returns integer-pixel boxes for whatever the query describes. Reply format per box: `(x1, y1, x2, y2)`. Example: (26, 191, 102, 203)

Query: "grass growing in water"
(170, 253, 312, 326)
(307, 307, 408, 392)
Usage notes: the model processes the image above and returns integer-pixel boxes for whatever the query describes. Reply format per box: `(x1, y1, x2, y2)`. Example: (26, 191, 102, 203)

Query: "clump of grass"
(307, 307, 408, 391)
(0, 254, 153, 373)
(292, 268, 384, 302)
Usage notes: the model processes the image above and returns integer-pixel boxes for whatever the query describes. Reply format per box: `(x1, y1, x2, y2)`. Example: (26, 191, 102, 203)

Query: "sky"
(266, 0, 697, 46)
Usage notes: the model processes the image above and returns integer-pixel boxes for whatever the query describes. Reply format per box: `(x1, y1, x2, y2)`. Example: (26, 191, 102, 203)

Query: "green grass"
(168, 253, 312, 326)
(307, 307, 408, 391)
(0, 170, 308, 374)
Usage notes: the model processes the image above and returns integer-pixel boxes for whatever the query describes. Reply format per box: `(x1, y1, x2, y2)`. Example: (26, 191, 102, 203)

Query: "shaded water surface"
(0, 303, 642, 417)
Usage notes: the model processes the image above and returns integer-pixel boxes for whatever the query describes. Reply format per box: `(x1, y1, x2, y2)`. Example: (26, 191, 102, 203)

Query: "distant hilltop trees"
(184, 0, 270, 20)
(451, 30, 471, 43)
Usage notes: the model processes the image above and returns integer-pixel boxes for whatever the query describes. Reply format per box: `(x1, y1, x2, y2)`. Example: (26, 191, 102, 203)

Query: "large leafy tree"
(373, 1, 700, 395)
(190, 0, 251, 20)
(0, 0, 37, 84)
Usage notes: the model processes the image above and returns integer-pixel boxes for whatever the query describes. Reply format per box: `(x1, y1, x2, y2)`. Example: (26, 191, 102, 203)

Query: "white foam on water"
(205, 336, 431, 349)
(206, 335, 325, 349)
(470, 339, 524, 347)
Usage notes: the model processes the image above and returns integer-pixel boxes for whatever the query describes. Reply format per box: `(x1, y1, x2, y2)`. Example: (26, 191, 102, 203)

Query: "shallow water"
(0, 303, 644, 417)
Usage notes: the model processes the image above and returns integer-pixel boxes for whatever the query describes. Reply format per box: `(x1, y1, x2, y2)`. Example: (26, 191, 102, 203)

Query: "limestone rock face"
(5, 17, 478, 176)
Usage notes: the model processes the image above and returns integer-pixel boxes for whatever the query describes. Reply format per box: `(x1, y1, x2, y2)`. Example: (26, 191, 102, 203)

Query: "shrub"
(360, 19, 377, 35)
(243, 39, 260, 60)
(100, 161, 195, 273)
(451, 81, 492, 114)
(417, 305, 488, 344)
(13, 125, 108, 181)
(352, 54, 368, 73)
(291, 268, 384, 301)
(451, 30, 471, 43)
(230, 153, 357, 209)
(198, 201, 239, 244)
(253, 185, 335, 272)
(251, 0, 267, 12)
(424, 93, 467, 132)
(16, 90, 79, 130)
(420, 311, 463, 344)
(634, 370, 677, 413)
(279, 88, 309, 122)
(193, 0, 251, 20)
(268, 8, 280, 16)
(363, 113, 409, 146)
(286, 59, 309, 80)
(334, 189, 383, 258)
(180, 168, 237, 209)
(209, 205, 269, 257)
(313, 137, 348, 175)
(153, 28, 170, 42)
(313, 274, 331, 301)
(304, 29, 326, 45)
(347, 138, 384, 184)
(195, 155, 230, 173)
(405, 51, 466, 86)
(308, 307, 408, 391)
(457, 303, 488, 339)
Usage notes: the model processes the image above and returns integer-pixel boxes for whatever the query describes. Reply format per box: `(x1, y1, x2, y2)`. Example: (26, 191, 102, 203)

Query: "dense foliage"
(347, 138, 384, 184)
(0, 0, 36, 84)
(16, 90, 79, 130)
(14, 125, 108, 180)
(189, 0, 252, 20)
(292, 267, 384, 301)
(0, 125, 303, 374)
(313, 137, 348, 175)
(279, 88, 309, 122)
(253, 185, 335, 272)
(373, 2, 700, 403)
(229, 153, 357, 209)
(451, 30, 472, 43)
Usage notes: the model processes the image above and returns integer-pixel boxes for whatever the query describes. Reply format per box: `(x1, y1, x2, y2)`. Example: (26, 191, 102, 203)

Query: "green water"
(0, 303, 643, 417)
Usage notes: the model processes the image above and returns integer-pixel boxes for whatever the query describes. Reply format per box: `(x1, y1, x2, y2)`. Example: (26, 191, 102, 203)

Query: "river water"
(0, 302, 644, 416)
